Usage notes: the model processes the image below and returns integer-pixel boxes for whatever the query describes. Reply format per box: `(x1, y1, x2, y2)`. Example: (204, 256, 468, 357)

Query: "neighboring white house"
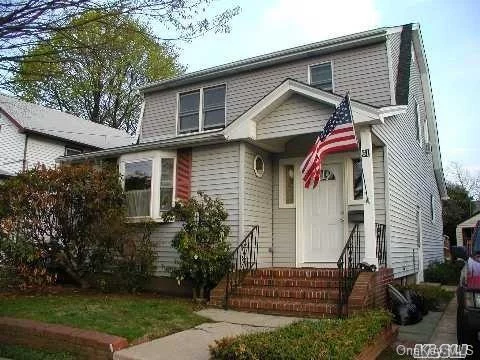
(60, 24, 447, 307)
(457, 212, 480, 249)
(0, 94, 135, 176)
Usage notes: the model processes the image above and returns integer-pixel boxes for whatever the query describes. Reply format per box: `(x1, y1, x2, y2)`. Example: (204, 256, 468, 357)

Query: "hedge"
(424, 260, 464, 285)
(209, 310, 392, 360)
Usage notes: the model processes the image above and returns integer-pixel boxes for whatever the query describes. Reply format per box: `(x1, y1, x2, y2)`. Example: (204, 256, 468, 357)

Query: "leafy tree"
(442, 182, 475, 244)
(0, 0, 240, 85)
(12, 11, 182, 134)
(0, 164, 155, 290)
(164, 192, 231, 300)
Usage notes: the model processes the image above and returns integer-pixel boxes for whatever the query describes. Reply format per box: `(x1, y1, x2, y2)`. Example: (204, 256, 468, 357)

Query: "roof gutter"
(140, 27, 389, 93)
(57, 132, 226, 163)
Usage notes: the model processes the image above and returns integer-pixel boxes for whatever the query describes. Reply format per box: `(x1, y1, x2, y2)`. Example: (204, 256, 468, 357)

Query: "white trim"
(176, 83, 227, 136)
(223, 79, 407, 141)
(307, 60, 334, 92)
(346, 157, 364, 205)
(119, 149, 177, 222)
(253, 154, 265, 178)
(414, 98, 422, 146)
(238, 143, 245, 244)
(134, 100, 145, 143)
(278, 159, 296, 209)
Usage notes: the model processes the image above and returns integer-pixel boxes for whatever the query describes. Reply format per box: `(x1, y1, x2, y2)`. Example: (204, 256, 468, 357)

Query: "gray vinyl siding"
(272, 160, 296, 266)
(372, 45, 443, 278)
(257, 95, 334, 140)
(0, 116, 25, 174)
(140, 43, 391, 142)
(149, 142, 241, 275)
(243, 143, 273, 267)
(191, 143, 240, 244)
(373, 147, 386, 225)
(387, 32, 402, 100)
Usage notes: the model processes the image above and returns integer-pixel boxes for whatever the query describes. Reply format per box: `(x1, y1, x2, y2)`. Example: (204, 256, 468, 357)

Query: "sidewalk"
(429, 296, 457, 345)
(113, 309, 299, 360)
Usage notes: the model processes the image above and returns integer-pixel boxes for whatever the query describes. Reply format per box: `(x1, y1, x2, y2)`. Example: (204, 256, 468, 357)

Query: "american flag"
(301, 94, 358, 188)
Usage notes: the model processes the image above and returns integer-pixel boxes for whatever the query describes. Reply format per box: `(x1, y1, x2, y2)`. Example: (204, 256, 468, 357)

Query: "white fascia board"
(224, 79, 384, 140)
(378, 105, 408, 122)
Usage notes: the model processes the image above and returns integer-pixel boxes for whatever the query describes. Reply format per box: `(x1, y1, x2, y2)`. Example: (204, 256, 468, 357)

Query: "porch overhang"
(223, 79, 407, 141)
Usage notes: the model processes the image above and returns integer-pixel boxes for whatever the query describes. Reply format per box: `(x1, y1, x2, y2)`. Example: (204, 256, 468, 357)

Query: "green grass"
(0, 344, 78, 360)
(0, 292, 207, 342)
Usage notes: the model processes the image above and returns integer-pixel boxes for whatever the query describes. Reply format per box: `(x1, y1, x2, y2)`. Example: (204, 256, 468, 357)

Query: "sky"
(169, 0, 480, 179)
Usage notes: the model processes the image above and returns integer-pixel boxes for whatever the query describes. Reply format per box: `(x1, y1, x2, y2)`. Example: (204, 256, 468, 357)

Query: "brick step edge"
(251, 268, 340, 279)
(355, 324, 399, 360)
(235, 286, 339, 301)
(228, 296, 338, 315)
(0, 316, 128, 359)
(242, 277, 339, 288)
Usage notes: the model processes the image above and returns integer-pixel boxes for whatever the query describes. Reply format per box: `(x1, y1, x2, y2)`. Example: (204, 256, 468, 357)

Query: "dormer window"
(178, 85, 226, 134)
(309, 62, 333, 91)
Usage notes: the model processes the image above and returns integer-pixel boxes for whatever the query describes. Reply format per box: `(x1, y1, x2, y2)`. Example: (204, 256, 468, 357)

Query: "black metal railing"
(337, 224, 361, 317)
(224, 225, 259, 308)
(376, 223, 387, 267)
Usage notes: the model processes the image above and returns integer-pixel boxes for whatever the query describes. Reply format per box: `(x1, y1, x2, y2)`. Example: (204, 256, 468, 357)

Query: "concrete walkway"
(113, 309, 300, 360)
(429, 296, 457, 345)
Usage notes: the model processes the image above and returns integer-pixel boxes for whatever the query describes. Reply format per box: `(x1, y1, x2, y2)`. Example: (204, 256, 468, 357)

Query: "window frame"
(346, 158, 364, 205)
(430, 194, 435, 223)
(308, 61, 334, 92)
(65, 146, 83, 156)
(414, 98, 422, 145)
(279, 160, 296, 209)
(176, 84, 227, 135)
(119, 150, 177, 221)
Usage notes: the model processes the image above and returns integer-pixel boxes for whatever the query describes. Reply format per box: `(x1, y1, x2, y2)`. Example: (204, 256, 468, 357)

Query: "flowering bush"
(163, 192, 231, 300)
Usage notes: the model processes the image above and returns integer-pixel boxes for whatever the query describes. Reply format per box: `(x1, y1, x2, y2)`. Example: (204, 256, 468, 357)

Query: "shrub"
(424, 260, 464, 285)
(0, 164, 155, 291)
(163, 192, 231, 300)
(209, 310, 392, 360)
(394, 284, 454, 312)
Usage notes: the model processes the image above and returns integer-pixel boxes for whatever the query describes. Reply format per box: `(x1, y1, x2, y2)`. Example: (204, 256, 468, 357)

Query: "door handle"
(338, 218, 345, 222)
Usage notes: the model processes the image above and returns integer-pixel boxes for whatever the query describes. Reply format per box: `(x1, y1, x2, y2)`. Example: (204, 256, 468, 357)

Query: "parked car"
(457, 221, 480, 346)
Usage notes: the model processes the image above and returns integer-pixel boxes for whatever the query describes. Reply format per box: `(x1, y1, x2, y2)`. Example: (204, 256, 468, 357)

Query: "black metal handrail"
(337, 224, 361, 317)
(224, 225, 259, 308)
(376, 223, 387, 267)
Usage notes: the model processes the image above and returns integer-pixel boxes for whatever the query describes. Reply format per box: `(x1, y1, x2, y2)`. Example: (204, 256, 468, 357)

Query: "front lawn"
(0, 344, 77, 360)
(0, 291, 208, 342)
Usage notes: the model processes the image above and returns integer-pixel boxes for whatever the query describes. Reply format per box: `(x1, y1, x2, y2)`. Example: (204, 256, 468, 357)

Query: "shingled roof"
(0, 94, 135, 149)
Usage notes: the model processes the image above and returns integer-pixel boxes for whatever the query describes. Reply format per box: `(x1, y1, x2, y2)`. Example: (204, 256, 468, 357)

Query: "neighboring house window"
(120, 150, 176, 219)
(414, 99, 421, 144)
(309, 62, 333, 91)
(65, 147, 83, 156)
(279, 163, 295, 208)
(178, 85, 226, 134)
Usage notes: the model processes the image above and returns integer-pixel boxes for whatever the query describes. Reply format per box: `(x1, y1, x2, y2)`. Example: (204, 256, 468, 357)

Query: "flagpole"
(346, 91, 369, 204)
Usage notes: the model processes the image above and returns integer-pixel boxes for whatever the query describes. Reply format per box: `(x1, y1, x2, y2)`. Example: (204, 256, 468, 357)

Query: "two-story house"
(61, 23, 446, 316)
(0, 94, 134, 177)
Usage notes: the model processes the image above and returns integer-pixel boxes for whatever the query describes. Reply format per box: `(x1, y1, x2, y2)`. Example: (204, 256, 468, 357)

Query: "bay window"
(120, 150, 176, 220)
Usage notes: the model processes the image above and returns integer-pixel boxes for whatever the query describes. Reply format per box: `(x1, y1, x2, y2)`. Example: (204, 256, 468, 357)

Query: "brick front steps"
(210, 267, 342, 318)
(0, 317, 128, 359)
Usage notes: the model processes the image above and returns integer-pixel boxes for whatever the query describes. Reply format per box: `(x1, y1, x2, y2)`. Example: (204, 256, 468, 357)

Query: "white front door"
(302, 163, 344, 264)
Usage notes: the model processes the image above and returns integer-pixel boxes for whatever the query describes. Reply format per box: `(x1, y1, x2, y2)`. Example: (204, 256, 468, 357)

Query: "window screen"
(179, 91, 200, 133)
(203, 85, 226, 130)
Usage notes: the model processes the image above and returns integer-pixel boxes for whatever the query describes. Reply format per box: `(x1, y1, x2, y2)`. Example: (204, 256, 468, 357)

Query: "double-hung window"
(178, 85, 226, 134)
(309, 62, 333, 91)
(120, 150, 176, 220)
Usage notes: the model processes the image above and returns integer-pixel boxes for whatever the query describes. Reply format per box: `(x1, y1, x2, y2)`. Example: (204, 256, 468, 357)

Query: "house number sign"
(361, 149, 370, 158)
